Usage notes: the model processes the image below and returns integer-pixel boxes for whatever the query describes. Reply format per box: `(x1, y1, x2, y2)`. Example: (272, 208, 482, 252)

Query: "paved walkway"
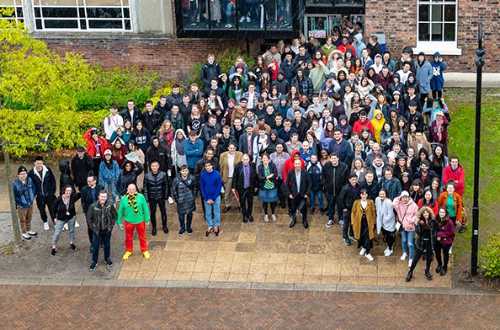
(1, 285, 498, 329)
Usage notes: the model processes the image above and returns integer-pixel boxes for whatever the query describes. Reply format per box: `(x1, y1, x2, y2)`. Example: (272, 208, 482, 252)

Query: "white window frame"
(414, 0, 461, 55)
(31, 0, 134, 32)
(0, 0, 24, 24)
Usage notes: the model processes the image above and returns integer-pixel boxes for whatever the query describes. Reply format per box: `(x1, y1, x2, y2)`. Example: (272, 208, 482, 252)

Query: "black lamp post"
(471, 22, 485, 276)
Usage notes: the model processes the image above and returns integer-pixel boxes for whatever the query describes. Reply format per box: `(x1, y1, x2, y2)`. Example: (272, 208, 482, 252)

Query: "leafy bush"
(480, 233, 500, 279)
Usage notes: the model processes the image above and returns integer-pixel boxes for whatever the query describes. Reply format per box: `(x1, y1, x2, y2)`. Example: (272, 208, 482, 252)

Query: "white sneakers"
(400, 252, 407, 261)
(365, 253, 374, 261)
(22, 233, 31, 240)
(359, 247, 366, 256)
(43, 222, 50, 231)
(271, 214, 277, 222)
(384, 247, 393, 257)
(408, 259, 413, 268)
(75, 221, 80, 228)
(264, 215, 269, 222)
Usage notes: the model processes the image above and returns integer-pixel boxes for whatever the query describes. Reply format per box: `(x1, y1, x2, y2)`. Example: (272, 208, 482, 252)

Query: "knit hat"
(17, 166, 27, 174)
(400, 190, 410, 197)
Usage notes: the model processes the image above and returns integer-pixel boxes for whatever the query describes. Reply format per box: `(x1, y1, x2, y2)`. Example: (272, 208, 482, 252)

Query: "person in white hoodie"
(103, 105, 124, 141)
(375, 189, 396, 256)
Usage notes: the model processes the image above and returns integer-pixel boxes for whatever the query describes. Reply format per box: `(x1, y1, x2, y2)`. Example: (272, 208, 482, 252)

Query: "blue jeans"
(52, 218, 75, 246)
(204, 196, 221, 228)
(309, 190, 324, 209)
(401, 230, 415, 260)
(91, 230, 111, 265)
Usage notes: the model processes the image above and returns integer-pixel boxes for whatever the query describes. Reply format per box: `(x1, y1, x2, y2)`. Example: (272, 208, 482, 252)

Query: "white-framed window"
(32, 0, 132, 31)
(415, 0, 461, 55)
(0, 0, 24, 24)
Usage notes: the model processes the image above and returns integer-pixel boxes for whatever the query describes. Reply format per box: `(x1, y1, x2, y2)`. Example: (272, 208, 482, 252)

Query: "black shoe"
(289, 216, 296, 228)
(163, 227, 169, 234)
(187, 228, 193, 234)
(179, 228, 185, 235)
(311, 208, 316, 214)
(90, 263, 97, 272)
(440, 268, 447, 276)
(70, 243, 76, 250)
(248, 216, 254, 223)
(223, 206, 232, 213)
(51, 248, 57, 256)
(243, 217, 248, 223)
(425, 271, 433, 280)
(152, 228, 157, 236)
(405, 271, 413, 282)
(105, 259, 113, 266)
(343, 238, 352, 246)
(303, 220, 309, 229)
(214, 226, 220, 236)
(436, 265, 442, 274)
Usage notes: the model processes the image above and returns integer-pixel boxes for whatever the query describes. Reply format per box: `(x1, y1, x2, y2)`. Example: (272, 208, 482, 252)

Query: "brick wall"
(365, 0, 499, 73)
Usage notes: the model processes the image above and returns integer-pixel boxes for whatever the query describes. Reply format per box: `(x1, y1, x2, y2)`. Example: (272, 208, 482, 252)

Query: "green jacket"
(117, 193, 150, 225)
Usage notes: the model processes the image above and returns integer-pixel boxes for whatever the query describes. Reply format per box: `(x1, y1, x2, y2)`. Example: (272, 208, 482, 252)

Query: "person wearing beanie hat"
(13, 165, 37, 240)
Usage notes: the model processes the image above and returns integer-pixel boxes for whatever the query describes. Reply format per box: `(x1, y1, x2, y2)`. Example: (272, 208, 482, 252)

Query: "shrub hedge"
(480, 233, 500, 279)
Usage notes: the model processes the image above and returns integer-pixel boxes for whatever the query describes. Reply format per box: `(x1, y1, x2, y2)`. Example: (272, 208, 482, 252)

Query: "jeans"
(178, 212, 193, 231)
(149, 198, 167, 230)
(91, 230, 111, 265)
(326, 193, 337, 220)
(400, 230, 415, 260)
(204, 196, 221, 228)
(309, 190, 324, 209)
(52, 218, 75, 246)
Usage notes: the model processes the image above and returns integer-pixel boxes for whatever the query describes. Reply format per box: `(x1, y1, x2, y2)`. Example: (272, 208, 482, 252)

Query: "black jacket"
(232, 162, 258, 194)
(321, 161, 348, 197)
(286, 169, 311, 198)
(120, 108, 142, 127)
(415, 220, 438, 252)
(337, 183, 361, 211)
(80, 184, 103, 214)
(87, 201, 116, 232)
(144, 170, 168, 200)
(201, 62, 221, 88)
(257, 163, 279, 190)
(71, 154, 94, 189)
(146, 144, 172, 173)
(117, 162, 144, 195)
(53, 193, 80, 222)
(142, 110, 163, 135)
(28, 166, 56, 198)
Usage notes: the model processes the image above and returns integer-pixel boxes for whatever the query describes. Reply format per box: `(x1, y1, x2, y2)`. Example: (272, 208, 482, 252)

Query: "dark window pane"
(444, 5, 455, 21)
(123, 8, 129, 18)
(431, 22, 442, 41)
(43, 20, 79, 29)
(34, 7, 40, 17)
(124, 19, 131, 30)
(42, 8, 78, 18)
(35, 18, 42, 29)
(79, 8, 85, 17)
(86, 7, 123, 19)
(80, 19, 86, 29)
(88, 19, 123, 29)
(16, 7, 23, 17)
(335, 0, 364, 6)
(418, 22, 430, 41)
(266, 0, 293, 30)
(419, 4, 429, 21)
(444, 23, 455, 41)
(306, 0, 333, 6)
(431, 4, 442, 22)
(181, 0, 209, 30)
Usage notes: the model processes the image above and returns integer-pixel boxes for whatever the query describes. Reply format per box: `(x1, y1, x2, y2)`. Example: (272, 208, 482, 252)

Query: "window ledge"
(413, 43, 462, 56)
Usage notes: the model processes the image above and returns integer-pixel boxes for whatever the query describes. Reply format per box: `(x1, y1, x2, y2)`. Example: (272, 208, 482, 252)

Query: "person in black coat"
(286, 158, 311, 229)
(117, 160, 143, 196)
(321, 153, 348, 226)
(80, 174, 102, 248)
(120, 100, 142, 128)
(146, 136, 172, 175)
(71, 146, 94, 191)
(338, 173, 361, 245)
(59, 159, 75, 196)
(142, 100, 163, 135)
(28, 156, 57, 230)
(231, 154, 258, 223)
(144, 160, 169, 236)
(51, 185, 80, 255)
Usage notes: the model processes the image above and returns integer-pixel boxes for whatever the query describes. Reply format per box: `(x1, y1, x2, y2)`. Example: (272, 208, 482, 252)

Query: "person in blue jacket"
(415, 52, 433, 106)
(13, 166, 37, 240)
(98, 150, 120, 203)
(183, 131, 204, 173)
(199, 161, 223, 236)
(430, 52, 448, 99)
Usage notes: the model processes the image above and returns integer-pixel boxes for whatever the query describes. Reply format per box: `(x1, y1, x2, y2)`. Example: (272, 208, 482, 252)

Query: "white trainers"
(359, 247, 366, 256)
(449, 246, 453, 255)
(22, 233, 31, 240)
(264, 215, 269, 222)
(365, 253, 374, 261)
(387, 249, 393, 256)
(383, 247, 389, 256)
(408, 259, 413, 268)
(400, 252, 407, 261)
(63, 223, 68, 231)
(75, 221, 80, 228)
(271, 214, 277, 222)
(43, 222, 50, 231)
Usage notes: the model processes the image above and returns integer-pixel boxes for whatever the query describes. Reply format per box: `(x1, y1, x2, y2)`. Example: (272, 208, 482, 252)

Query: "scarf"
(127, 193, 139, 214)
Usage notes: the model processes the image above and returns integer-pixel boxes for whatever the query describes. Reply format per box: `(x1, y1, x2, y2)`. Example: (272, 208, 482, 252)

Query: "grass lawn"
(445, 87, 500, 275)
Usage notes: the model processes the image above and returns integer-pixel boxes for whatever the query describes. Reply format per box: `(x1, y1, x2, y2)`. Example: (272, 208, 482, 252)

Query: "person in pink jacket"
(393, 190, 419, 267)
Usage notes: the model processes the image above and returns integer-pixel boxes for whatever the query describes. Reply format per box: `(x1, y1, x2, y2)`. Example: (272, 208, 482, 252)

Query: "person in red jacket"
(441, 156, 464, 196)
(83, 127, 110, 176)
(282, 150, 304, 184)
(352, 111, 375, 137)
(417, 188, 439, 216)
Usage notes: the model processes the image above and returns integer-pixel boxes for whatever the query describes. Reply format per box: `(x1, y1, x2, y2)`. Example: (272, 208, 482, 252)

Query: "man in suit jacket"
(219, 143, 243, 212)
(232, 154, 258, 223)
(238, 125, 255, 158)
(286, 158, 311, 228)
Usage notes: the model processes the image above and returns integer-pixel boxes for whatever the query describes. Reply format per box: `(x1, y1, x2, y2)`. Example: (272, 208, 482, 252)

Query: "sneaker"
(400, 253, 407, 261)
(224, 23, 232, 28)
(187, 228, 193, 234)
(63, 223, 68, 231)
(326, 219, 334, 228)
(178, 228, 185, 235)
(365, 253, 374, 261)
(143, 251, 151, 260)
(448, 246, 453, 255)
(383, 247, 389, 256)
(343, 238, 352, 246)
(425, 272, 433, 280)
(27, 231, 38, 237)
(264, 215, 269, 222)
(22, 233, 31, 240)
(43, 222, 50, 231)
(75, 221, 80, 228)
(408, 259, 413, 268)
(246, 16, 251, 23)
(387, 249, 393, 256)
(89, 264, 97, 272)
(271, 214, 277, 222)
(240, 16, 246, 23)
(122, 251, 133, 260)
(51, 248, 57, 256)
(359, 247, 366, 256)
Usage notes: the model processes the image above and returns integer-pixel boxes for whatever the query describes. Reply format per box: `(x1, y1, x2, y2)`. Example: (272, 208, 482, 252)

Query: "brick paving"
(1, 285, 499, 329)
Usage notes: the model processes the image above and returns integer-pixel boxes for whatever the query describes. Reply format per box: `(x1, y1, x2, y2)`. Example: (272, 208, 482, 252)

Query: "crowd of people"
(12, 22, 466, 281)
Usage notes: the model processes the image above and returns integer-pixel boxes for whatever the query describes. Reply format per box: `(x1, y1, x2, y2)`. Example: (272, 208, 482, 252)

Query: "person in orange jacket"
(437, 181, 464, 232)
